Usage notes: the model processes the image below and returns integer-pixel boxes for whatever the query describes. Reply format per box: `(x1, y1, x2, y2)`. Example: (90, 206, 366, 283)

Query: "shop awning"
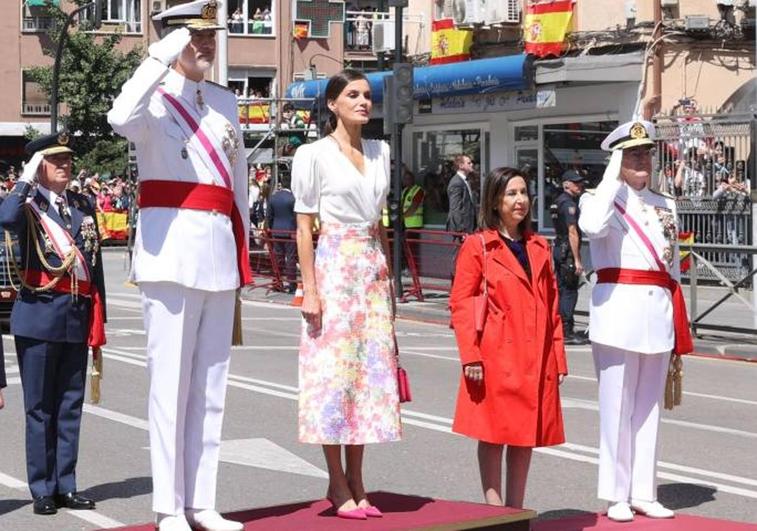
(285, 54, 532, 104)
(26, 0, 60, 6)
(534, 52, 643, 85)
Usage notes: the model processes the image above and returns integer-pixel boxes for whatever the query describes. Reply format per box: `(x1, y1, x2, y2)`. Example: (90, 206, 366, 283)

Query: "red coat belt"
(137, 180, 253, 287)
(596, 268, 693, 355)
(23, 270, 106, 348)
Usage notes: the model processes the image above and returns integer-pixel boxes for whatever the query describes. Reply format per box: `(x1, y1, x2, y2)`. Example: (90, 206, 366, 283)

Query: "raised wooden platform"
(108, 491, 535, 530)
(532, 512, 757, 531)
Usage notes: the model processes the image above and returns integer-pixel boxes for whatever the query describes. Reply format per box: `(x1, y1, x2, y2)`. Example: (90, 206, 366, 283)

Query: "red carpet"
(533, 513, 757, 531)
(107, 491, 535, 530)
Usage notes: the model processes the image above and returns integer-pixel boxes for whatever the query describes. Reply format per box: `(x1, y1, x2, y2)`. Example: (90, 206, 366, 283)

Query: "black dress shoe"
(55, 492, 95, 510)
(33, 495, 57, 515)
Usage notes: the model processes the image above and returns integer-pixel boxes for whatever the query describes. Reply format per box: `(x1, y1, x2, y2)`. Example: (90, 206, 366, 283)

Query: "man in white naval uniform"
(579, 120, 693, 522)
(107, 2, 250, 530)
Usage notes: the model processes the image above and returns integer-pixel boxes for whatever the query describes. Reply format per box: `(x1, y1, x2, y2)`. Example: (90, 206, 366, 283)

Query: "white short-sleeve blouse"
(291, 136, 391, 224)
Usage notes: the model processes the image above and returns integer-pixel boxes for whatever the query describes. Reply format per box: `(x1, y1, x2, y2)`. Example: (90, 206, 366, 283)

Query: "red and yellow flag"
(430, 18, 473, 65)
(293, 22, 308, 40)
(524, 1, 574, 58)
(679, 231, 695, 273)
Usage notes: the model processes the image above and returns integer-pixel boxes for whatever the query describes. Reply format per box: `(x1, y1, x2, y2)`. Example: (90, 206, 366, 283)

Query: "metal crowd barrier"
(682, 242, 757, 336)
(247, 227, 466, 301)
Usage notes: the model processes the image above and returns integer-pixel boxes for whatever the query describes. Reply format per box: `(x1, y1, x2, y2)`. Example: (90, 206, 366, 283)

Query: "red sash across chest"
(137, 180, 253, 287)
(596, 268, 693, 355)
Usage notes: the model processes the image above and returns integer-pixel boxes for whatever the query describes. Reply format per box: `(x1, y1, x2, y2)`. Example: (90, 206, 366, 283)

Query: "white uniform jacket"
(108, 58, 249, 291)
(579, 175, 681, 354)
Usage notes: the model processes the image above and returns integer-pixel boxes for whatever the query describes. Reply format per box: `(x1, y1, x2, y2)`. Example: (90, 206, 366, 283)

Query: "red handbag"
(473, 233, 489, 333)
(394, 334, 412, 403)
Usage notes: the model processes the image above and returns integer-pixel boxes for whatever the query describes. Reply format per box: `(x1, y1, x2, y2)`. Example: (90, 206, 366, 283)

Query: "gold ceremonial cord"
(3, 207, 78, 293)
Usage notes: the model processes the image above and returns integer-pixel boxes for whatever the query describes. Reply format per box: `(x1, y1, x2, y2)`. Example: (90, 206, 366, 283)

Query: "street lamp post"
(50, 0, 101, 133)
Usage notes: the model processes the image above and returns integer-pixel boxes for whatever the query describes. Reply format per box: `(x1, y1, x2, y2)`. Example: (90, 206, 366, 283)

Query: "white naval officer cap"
(152, 0, 226, 31)
(600, 120, 656, 152)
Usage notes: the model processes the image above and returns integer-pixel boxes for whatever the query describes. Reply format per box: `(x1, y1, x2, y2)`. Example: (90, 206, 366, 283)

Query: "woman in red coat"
(450, 167, 568, 508)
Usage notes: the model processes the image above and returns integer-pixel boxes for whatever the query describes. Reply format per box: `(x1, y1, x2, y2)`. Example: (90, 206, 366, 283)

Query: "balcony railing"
(228, 19, 273, 35)
(344, 10, 426, 56)
(22, 103, 52, 116)
(22, 16, 56, 32)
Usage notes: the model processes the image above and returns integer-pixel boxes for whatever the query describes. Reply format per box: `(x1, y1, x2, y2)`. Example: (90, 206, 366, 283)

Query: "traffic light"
(392, 63, 414, 125)
(383, 63, 414, 134)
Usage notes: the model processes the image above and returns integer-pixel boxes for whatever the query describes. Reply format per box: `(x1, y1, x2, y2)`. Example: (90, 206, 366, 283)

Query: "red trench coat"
(450, 229, 568, 447)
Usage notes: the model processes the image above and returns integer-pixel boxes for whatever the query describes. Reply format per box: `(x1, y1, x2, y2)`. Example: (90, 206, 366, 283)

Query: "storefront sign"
(432, 89, 556, 115)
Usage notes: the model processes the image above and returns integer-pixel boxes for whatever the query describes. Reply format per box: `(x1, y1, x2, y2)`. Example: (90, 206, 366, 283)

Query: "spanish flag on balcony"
(430, 18, 473, 65)
(524, 0, 574, 58)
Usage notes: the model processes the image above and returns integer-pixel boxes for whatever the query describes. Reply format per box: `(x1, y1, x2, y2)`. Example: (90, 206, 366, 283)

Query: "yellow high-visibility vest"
(402, 184, 424, 228)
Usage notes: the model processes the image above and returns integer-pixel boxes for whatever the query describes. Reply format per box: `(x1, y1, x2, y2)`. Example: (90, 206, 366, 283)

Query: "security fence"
(654, 111, 755, 283)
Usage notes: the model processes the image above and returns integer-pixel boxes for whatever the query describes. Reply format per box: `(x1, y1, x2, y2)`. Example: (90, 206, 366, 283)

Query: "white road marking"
(0, 471, 27, 489)
(84, 404, 149, 431)
(220, 439, 328, 479)
(562, 442, 757, 487)
(91, 350, 757, 501)
(0, 470, 125, 528)
(566, 374, 757, 406)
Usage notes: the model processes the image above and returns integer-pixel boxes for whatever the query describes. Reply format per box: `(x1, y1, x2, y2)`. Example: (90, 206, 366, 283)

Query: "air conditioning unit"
(372, 20, 395, 53)
(445, 0, 483, 26)
(483, 0, 519, 25)
(660, 0, 678, 6)
(685, 15, 710, 30)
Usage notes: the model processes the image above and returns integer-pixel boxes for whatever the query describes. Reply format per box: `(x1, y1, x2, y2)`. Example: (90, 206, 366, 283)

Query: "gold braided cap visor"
(609, 137, 656, 151)
(40, 146, 74, 156)
(164, 17, 226, 30)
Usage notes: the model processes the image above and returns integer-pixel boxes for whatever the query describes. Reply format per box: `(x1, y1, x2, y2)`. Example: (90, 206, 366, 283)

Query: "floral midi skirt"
(298, 222, 402, 445)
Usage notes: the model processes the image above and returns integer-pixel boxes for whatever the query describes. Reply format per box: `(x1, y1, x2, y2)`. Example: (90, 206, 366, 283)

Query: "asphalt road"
(0, 251, 755, 530)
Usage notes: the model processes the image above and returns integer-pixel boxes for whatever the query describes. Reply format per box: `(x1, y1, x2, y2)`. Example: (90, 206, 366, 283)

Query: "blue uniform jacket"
(0, 182, 106, 344)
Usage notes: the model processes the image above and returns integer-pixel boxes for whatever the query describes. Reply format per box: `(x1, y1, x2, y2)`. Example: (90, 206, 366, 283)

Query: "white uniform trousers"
(140, 281, 235, 515)
(593, 343, 669, 503)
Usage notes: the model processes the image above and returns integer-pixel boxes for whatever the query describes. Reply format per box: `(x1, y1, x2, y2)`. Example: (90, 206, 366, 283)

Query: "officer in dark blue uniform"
(551, 170, 588, 346)
(0, 131, 105, 515)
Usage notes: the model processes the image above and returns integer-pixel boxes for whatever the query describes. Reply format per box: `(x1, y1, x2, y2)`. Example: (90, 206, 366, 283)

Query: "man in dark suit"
(267, 174, 298, 293)
(0, 131, 105, 516)
(446, 154, 477, 235)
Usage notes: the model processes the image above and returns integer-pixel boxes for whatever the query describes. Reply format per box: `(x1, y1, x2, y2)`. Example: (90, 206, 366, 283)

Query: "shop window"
(227, 0, 274, 35)
(542, 120, 617, 230)
(22, 72, 51, 116)
(412, 127, 489, 227)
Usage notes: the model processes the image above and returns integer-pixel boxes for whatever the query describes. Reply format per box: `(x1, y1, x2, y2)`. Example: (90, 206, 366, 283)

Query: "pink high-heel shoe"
(328, 497, 367, 520)
(337, 507, 368, 520)
(361, 505, 383, 518)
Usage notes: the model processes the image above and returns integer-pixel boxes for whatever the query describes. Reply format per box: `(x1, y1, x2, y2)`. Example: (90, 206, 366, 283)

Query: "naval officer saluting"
(108, 1, 251, 530)
(579, 121, 693, 522)
(0, 131, 106, 515)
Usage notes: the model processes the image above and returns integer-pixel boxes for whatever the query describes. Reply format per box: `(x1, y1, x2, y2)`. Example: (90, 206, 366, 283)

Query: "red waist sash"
(596, 268, 693, 355)
(137, 180, 253, 287)
(23, 270, 106, 348)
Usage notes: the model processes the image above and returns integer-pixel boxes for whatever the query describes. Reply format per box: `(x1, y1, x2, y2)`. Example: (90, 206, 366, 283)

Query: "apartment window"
(22, 3, 57, 33)
(97, 0, 142, 33)
(22, 72, 51, 116)
(227, 0, 275, 36)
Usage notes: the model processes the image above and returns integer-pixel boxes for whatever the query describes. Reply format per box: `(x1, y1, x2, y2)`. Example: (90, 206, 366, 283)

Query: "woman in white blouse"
(291, 69, 401, 520)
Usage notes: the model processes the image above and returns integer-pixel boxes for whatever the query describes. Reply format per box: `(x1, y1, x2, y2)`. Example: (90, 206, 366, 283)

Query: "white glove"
(601, 149, 623, 183)
(148, 27, 191, 66)
(19, 151, 44, 184)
